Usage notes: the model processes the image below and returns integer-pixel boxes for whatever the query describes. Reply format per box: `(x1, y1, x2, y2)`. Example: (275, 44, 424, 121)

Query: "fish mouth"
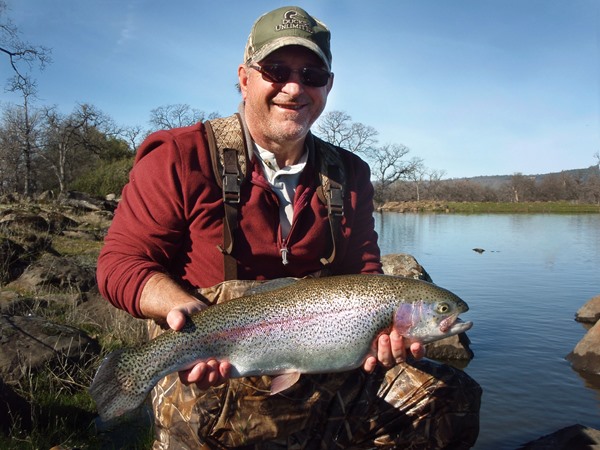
(440, 315, 473, 334)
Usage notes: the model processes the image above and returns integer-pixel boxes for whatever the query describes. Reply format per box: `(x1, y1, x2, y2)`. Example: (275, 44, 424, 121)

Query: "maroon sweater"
(96, 122, 382, 317)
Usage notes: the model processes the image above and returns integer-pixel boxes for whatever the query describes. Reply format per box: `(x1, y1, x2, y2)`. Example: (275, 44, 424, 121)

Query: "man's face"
(239, 45, 333, 150)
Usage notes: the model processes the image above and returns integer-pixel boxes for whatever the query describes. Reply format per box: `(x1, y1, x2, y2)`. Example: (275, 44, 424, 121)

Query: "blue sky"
(3, 0, 599, 178)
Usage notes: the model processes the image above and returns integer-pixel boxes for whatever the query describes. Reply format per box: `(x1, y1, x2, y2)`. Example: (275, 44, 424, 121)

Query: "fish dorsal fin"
(270, 372, 301, 395)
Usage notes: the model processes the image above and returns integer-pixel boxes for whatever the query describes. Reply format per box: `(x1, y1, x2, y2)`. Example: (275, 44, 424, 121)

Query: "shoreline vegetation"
(378, 200, 600, 214)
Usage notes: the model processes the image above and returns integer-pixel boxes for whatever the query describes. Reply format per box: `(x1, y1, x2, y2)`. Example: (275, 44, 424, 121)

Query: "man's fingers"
(363, 356, 377, 373)
(377, 334, 394, 368)
(179, 360, 231, 389)
(166, 301, 206, 331)
(390, 330, 407, 363)
(166, 309, 187, 331)
(219, 361, 232, 379)
(410, 342, 426, 359)
(179, 363, 205, 385)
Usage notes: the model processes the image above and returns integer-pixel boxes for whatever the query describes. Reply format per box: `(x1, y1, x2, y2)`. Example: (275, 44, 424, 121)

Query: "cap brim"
(249, 36, 331, 71)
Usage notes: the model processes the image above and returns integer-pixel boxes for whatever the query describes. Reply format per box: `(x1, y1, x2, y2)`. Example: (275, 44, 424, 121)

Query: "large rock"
(7, 253, 96, 293)
(426, 332, 474, 360)
(575, 294, 600, 323)
(0, 315, 100, 385)
(382, 253, 473, 360)
(566, 320, 600, 373)
(381, 253, 432, 281)
(58, 190, 118, 213)
(518, 424, 600, 449)
(0, 209, 50, 233)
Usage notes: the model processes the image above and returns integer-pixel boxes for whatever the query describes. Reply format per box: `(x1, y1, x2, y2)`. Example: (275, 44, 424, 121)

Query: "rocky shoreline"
(567, 294, 600, 373)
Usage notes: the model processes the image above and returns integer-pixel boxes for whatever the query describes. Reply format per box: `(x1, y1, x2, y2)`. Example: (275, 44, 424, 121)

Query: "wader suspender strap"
(319, 164, 344, 267)
(205, 113, 248, 281)
(205, 114, 345, 280)
(314, 136, 345, 269)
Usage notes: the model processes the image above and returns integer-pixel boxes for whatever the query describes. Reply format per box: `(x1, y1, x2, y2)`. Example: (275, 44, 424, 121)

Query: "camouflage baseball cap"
(244, 6, 332, 70)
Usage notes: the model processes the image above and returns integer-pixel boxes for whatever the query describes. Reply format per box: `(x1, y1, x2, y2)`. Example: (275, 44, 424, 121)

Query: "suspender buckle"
(223, 173, 241, 203)
(222, 147, 241, 204)
(327, 185, 344, 217)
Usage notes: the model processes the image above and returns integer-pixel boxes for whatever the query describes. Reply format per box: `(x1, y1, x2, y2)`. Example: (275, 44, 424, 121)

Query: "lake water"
(374, 213, 600, 449)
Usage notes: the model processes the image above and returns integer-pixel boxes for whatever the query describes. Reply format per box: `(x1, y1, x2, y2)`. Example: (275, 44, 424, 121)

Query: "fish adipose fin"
(270, 372, 301, 395)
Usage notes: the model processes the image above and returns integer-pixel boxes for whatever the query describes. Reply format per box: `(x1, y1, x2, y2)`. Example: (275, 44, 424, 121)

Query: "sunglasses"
(249, 64, 332, 88)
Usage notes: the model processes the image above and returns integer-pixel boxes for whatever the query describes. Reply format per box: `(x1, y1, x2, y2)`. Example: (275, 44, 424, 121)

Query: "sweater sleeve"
(96, 126, 200, 318)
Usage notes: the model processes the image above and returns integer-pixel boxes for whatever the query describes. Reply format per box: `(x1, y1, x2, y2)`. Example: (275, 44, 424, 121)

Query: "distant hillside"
(451, 166, 599, 188)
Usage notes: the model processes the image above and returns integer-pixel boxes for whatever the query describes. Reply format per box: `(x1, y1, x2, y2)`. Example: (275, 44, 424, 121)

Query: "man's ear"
(238, 65, 250, 99)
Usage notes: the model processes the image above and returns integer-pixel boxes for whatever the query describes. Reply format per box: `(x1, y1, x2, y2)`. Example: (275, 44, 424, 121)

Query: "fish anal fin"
(270, 372, 301, 395)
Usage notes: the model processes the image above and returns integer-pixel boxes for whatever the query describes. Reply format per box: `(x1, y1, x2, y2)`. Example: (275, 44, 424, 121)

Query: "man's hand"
(139, 274, 232, 390)
(363, 329, 425, 373)
(166, 301, 232, 389)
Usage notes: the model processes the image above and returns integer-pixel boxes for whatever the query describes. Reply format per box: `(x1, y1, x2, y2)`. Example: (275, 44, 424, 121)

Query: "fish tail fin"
(89, 348, 148, 422)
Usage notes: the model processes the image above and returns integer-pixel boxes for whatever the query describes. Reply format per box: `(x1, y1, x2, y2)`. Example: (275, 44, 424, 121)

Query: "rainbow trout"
(90, 274, 472, 421)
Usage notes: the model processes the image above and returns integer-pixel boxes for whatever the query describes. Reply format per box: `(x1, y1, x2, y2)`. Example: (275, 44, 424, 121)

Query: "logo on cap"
(276, 10, 313, 34)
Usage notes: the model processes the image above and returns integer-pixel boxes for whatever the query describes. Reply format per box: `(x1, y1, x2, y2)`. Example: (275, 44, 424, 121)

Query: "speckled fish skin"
(90, 274, 472, 422)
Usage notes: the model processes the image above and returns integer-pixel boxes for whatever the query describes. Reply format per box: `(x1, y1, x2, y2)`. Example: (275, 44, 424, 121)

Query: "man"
(97, 6, 479, 449)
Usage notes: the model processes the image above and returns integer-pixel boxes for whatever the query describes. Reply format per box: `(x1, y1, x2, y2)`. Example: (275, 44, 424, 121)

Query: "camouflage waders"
(148, 280, 482, 449)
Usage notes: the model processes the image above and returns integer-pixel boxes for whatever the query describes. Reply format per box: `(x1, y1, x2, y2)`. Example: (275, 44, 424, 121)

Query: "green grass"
(1, 336, 152, 450)
(445, 201, 600, 214)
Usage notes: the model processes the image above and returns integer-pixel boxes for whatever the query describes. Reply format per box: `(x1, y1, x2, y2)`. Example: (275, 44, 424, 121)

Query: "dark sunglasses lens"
(301, 68, 330, 87)
(259, 65, 330, 87)
(261, 65, 291, 83)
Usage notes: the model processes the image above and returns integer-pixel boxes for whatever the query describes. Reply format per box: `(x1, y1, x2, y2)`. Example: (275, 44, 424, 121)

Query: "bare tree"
(314, 110, 379, 153)
(1, 1, 52, 196)
(365, 144, 422, 203)
(507, 173, 536, 202)
(0, 104, 27, 192)
(425, 169, 447, 200)
(314, 111, 426, 203)
(405, 159, 427, 201)
(41, 104, 118, 193)
(2, 76, 42, 196)
(149, 104, 218, 130)
(1, 0, 51, 85)
(120, 124, 144, 153)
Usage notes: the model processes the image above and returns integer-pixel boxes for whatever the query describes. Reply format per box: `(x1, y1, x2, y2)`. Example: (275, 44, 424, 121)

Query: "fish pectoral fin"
(270, 372, 301, 395)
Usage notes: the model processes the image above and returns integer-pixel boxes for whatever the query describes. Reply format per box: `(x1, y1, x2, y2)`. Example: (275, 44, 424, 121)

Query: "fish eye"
(436, 302, 450, 314)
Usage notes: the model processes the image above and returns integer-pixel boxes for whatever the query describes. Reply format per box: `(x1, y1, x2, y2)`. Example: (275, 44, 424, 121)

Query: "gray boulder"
(566, 293, 600, 374)
(518, 424, 600, 449)
(381, 253, 433, 282)
(426, 332, 474, 360)
(0, 315, 99, 385)
(0, 210, 50, 233)
(566, 320, 600, 374)
(7, 253, 96, 293)
(575, 294, 600, 323)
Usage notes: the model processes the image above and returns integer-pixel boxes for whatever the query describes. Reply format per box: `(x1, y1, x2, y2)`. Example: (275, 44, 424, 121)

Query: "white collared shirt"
(254, 145, 308, 239)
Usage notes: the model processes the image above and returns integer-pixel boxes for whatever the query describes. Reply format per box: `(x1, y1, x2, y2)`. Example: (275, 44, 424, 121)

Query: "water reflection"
(571, 367, 600, 389)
